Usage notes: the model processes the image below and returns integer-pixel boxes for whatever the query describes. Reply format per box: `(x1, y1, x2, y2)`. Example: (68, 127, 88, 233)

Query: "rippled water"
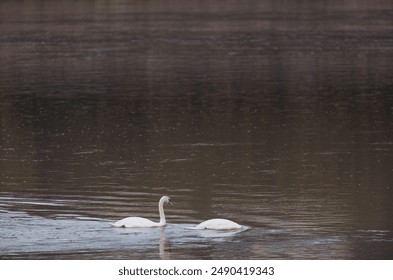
(1, 0, 393, 259)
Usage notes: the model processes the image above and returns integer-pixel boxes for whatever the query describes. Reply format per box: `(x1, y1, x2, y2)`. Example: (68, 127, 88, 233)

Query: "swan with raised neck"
(111, 196, 172, 228)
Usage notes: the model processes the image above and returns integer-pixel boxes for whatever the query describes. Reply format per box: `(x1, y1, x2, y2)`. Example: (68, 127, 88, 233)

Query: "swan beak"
(169, 200, 173, 206)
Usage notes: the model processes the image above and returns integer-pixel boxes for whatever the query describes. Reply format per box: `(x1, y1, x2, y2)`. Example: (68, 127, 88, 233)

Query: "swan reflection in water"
(111, 223, 248, 258)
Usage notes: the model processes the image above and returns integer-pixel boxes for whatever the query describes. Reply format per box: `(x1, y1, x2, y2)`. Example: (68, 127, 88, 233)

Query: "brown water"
(0, 0, 393, 259)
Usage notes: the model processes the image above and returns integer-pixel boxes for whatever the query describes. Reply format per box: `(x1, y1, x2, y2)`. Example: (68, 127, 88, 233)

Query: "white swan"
(191, 218, 242, 230)
(110, 196, 172, 228)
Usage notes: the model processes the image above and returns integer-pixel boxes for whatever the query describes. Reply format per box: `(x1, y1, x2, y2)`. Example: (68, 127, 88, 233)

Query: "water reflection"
(159, 227, 169, 259)
(1, 0, 393, 259)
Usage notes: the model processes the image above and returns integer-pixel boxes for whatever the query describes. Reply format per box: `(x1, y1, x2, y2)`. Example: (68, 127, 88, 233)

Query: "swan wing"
(111, 217, 159, 228)
(195, 218, 242, 230)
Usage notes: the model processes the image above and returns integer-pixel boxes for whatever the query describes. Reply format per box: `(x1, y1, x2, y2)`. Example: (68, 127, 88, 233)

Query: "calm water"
(0, 0, 392, 259)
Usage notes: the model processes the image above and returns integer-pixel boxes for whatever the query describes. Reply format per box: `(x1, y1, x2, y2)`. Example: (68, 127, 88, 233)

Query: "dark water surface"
(1, 0, 393, 259)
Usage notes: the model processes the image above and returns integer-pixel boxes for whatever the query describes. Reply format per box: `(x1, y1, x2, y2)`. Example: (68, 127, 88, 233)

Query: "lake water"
(0, 0, 392, 259)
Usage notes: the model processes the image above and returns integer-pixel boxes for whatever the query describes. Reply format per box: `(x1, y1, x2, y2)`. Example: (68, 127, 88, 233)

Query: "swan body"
(111, 217, 163, 228)
(111, 196, 172, 228)
(193, 218, 242, 230)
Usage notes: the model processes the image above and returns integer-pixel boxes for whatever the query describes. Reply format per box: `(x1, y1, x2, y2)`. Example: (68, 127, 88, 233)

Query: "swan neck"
(158, 198, 166, 225)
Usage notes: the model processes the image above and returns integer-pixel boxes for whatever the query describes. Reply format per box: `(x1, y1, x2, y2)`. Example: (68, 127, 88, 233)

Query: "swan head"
(161, 196, 173, 206)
